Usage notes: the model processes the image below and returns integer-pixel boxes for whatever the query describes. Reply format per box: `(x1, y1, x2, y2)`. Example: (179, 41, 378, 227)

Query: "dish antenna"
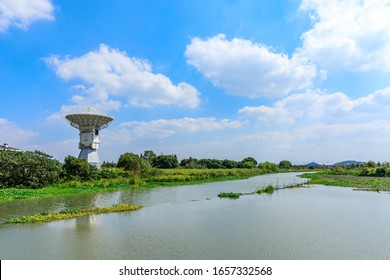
(65, 108, 113, 168)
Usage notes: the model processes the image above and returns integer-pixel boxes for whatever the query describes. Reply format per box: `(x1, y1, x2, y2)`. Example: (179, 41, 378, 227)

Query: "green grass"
(0, 178, 137, 200)
(0, 168, 270, 201)
(300, 172, 390, 192)
(7, 204, 143, 224)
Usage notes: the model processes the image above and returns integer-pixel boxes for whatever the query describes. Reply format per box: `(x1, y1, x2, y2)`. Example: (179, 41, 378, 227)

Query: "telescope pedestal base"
(78, 149, 101, 168)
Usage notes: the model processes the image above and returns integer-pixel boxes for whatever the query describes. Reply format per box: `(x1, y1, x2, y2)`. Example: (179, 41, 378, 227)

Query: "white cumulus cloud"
(120, 117, 243, 139)
(239, 87, 390, 124)
(185, 34, 316, 98)
(0, 0, 54, 31)
(45, 44, 201, 121)
(0, 118, 38, 146)
(299, 0, 390, 71)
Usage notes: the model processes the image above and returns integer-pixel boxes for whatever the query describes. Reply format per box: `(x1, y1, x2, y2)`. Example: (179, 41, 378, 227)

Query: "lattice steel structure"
(65, 112, 113, 168)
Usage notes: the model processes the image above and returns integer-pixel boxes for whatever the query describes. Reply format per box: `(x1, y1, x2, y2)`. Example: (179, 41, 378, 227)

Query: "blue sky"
(1, 0, 390, 164)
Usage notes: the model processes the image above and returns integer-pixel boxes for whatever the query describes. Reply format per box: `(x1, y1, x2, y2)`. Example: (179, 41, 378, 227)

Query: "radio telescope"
(65, 109, 113, 168)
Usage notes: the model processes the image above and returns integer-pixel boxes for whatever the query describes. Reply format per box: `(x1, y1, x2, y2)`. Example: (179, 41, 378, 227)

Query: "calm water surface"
(1, 172, 390, 259)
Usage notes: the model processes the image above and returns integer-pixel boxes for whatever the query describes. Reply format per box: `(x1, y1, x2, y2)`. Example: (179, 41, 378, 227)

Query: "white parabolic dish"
(65, 113, 113, 131)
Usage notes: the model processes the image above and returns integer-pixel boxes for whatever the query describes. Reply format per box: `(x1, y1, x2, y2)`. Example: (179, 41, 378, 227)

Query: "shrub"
(101, 161, 117, 168)
(0, 150, 62, 188)
(241, 157, 258, 168)
(117, 153, 142, 172)
(258, 161, 278, 172)
(63, 155, 93, 181)
(375, 167, 387, 177)
(153, 155, 179, 169)
(117, 152, 152, 176)
(278, 160, 292, 169)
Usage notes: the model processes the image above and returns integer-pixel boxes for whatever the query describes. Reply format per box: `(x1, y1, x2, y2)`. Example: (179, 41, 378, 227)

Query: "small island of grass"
(256, 185, 275, 195)
(217, 192, 241, 199)
(7, 203, 143, 224)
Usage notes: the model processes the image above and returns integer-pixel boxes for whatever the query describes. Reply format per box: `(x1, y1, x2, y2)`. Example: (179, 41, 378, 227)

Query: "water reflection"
(0, 192, 101, 223)
(2, 173, 389, 259)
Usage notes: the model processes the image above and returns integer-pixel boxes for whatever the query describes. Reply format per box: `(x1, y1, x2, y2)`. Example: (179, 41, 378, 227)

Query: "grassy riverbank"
(0, 168, 269, 200)
(7, 204, 143, 224)
(301, 172, 390, 192)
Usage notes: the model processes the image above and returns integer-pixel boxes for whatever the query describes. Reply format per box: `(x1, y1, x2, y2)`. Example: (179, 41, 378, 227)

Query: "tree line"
(111, 150, 290, 171)
(0, 149, 295, 189)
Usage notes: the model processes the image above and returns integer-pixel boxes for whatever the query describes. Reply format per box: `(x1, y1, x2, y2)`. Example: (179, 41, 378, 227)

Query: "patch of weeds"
(217, 192, 241, 199)
(256, 185, 275, 195)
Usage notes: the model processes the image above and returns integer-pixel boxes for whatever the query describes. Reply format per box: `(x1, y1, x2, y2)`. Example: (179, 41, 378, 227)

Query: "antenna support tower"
(65, 112, 113, 168)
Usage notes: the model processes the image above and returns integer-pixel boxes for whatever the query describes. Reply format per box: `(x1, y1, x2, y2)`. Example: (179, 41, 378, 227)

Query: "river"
(1, 172, 390, 259)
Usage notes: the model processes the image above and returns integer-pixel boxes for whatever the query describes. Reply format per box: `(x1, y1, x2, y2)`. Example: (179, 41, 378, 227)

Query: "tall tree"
(154, 155, 179, 169)
(278, 160, 292, 169)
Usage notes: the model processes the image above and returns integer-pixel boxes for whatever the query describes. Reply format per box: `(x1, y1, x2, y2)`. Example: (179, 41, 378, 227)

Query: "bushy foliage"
(117, 153, 142, 172)
(142, 150, 157, 164)
(375, 167, 387, 177)
(359, 166, 389, 177)
(185, 157, 264, 169)
(101, 161, 117, 168)
(221, 159, 238, 169)
(241, 157, 257, 168)
(153, 154, 179, 169)
(63, 156, 95, 181)
(180, 157, 201, 168)
(117, 152, 151, 175)
(258, 161, 278, 172)
(0, 150, 62, 189)
(178, 155, 263, 169)
(198, 158, 224, 169)
(240, 161, 255, 169)
(278, 160, 292, 169)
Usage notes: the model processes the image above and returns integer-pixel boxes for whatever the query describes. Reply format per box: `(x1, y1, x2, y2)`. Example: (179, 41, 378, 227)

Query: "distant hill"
(306, 161, 321, 167)
(332, 160, 364, 166)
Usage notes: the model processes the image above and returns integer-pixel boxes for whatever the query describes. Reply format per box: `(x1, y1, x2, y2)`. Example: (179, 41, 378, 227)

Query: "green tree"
(153, 155, 179, 169)
(258, 161, 278, 171)
(101, 161, 117, 168)
(278, 160, 292, 169)
(117, 153, 142, 172)
(180, 157, 199, 168)
(222, 159, 237, 169)
(142, 150, 157, 164)
(198, 159, 224, 169)
(0, 150, 62, 188)
(375, 167, 387, 177)
(63, 156, 93, 181)
(117, 152, 152, 175)
(241, 157, 258, 168)
(241, 157, 257, 167)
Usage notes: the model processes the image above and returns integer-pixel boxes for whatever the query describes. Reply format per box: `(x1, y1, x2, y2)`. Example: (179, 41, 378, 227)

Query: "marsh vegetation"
(217, 192, 241, 199)
(7, 204, 143, 224)
(300, 161, 390, 193)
